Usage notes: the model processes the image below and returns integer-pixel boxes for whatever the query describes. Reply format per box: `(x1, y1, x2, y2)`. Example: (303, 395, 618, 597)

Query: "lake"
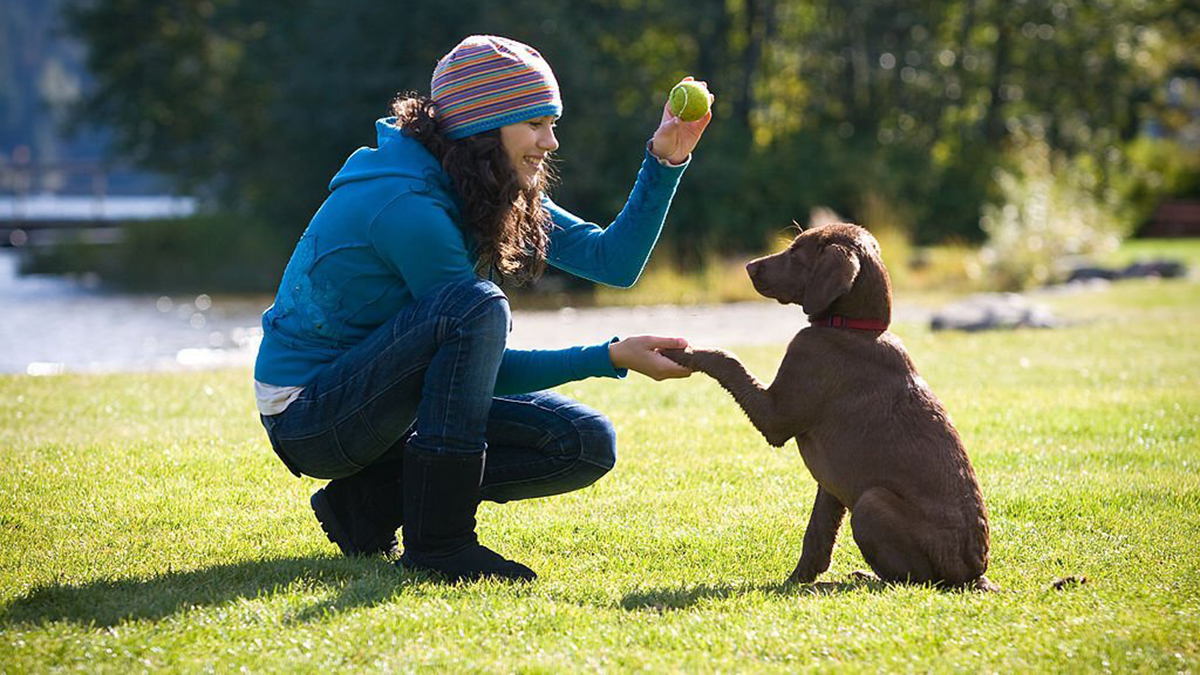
(0, 248, 832, 376)
(0, 250, 265, 375)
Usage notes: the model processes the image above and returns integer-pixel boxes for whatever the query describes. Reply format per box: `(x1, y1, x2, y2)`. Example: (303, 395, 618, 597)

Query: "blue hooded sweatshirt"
(254, 117, 688, 394)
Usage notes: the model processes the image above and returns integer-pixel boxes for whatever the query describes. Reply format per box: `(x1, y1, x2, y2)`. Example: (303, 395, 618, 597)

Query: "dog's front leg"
(661, 348, 791, 447)
(788, 486, 847, 584)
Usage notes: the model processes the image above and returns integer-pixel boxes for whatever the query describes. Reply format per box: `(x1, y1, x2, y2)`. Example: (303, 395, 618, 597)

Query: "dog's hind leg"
(849, 487, 936, 584)
(788, 486, 847, 583)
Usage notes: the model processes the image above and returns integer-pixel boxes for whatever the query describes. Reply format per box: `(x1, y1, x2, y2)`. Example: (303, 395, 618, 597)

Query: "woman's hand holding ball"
(650, 77, 714, 165)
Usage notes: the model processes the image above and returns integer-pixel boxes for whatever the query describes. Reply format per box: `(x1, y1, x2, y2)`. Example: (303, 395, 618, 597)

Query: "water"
(1, 248, 905, 376)
(0, 250, 265, 375)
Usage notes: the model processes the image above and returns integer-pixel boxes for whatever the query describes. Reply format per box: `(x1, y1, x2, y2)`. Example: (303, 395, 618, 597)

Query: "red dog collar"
(811, 315, 889, 331)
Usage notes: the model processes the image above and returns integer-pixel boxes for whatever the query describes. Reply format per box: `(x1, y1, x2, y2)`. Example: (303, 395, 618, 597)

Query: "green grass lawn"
(2, 275, 1199, 672)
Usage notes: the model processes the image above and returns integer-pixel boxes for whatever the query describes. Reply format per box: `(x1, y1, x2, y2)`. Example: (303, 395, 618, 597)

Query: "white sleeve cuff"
(646, 140, 689, 168)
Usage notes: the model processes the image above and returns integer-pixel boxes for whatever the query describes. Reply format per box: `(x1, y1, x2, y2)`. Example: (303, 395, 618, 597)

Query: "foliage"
(19, 213, 294, 292)
(61, 0, 1200, 278)
(979, 135, 1125, 289)
(590, 252, 763, 306)
(2, 277, 1199, 670)
(1118, 136, 1200, 233)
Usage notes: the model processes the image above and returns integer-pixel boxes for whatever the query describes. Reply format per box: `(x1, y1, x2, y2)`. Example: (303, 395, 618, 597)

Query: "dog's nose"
(745, 260, 761, 279)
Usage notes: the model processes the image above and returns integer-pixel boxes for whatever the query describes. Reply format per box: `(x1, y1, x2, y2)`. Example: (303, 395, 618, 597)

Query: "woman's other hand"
(649, 77, 714, 165)
(609, 335, 694, 380)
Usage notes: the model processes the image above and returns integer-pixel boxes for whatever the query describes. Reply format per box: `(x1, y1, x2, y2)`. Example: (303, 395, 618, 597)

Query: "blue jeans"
(259, 278, 617, 503)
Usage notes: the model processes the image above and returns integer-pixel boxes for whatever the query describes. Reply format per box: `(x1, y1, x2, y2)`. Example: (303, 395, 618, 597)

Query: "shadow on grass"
(0, 555, 432, 628)
(621, 577, 885, 612)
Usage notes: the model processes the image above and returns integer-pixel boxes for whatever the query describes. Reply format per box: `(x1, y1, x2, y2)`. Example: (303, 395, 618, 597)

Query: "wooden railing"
(0, 161, 196, 246)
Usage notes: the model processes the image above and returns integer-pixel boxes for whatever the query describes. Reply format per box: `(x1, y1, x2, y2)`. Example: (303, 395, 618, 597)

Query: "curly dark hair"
(390, 92, 554, 285)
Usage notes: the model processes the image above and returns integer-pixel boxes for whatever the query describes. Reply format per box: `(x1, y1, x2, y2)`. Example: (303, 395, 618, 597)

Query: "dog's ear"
(802, 243, 860, 316)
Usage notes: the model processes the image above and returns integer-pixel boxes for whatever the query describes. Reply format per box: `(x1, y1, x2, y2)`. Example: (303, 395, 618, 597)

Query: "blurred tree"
(66, 0, 1199, 270)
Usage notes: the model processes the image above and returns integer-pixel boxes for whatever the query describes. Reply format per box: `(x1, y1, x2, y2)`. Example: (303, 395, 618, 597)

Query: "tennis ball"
(668, 80, 710, 122)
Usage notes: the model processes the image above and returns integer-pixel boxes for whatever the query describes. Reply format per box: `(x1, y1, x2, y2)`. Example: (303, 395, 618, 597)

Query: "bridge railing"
(0, 161, 197, 225)
(0, 161, 197, 246)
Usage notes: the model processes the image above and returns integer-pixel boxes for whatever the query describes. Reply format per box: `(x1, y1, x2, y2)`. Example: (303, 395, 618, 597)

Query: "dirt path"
(3, 241, 929, 375)
(508, 300, 930, 350)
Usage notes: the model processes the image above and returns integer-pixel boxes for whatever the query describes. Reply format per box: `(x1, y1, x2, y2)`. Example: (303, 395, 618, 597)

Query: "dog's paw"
(786, 570, 817, 585)
(658, 347, 694, 369)
(847, 569, 880, 582)
(787, 560, 826, 585)
(974, 575, 1001, 592)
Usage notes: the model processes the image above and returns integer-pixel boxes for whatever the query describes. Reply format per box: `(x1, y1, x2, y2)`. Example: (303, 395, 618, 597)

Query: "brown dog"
(663, 223, 995, 590)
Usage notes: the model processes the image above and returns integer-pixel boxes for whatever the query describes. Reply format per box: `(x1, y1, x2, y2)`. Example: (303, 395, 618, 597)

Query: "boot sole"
(397, 551, 537, 582)
(311, 489, 355, 556)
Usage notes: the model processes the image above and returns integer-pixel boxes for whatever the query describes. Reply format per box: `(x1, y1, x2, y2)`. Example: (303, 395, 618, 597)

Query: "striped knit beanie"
(431, 35, 562, 140)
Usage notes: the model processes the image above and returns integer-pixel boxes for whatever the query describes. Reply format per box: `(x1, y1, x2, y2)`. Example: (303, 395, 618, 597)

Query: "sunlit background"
(2, 0, 1198, 375)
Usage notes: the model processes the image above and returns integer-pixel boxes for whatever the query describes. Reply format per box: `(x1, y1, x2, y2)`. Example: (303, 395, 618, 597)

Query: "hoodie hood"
(328, 117, 447, 191)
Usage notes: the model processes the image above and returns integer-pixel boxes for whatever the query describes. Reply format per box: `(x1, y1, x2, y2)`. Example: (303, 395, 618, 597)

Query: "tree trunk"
(736, 0, 778, 129)
(983, 17, 1010, 144)
(696, 0, 731, 89)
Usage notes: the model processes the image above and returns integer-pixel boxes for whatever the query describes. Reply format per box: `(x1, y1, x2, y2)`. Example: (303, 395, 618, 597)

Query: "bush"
(20, 214, 295, 293)
(978, 137, 1124, 290)
(1118, 137, 1200, 234)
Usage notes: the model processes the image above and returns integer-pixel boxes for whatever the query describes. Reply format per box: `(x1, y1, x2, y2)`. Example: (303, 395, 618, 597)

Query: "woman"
(255, 35, 712, 582)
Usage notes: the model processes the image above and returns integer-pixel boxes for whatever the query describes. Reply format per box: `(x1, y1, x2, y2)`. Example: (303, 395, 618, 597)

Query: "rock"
(930, 293, 1059, 332)
(1049, 575, 1088, 590)
(1121, 259, 1187, 279)
(1065, 258, 1188, 283)
(1065, 266, 1121, 283)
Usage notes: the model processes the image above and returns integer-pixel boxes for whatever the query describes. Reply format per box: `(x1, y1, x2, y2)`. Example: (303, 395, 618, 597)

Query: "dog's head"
(746, 223, 891, 319)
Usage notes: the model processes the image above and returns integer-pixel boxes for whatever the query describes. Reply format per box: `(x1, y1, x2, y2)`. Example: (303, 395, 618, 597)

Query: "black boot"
(311, 457, 405, 557)
(397, 448, 536, 582)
